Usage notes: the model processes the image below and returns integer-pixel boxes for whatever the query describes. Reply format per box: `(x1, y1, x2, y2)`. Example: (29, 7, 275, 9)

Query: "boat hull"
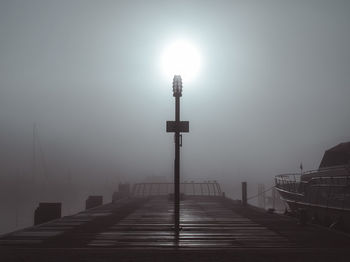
(275, 168, 350, 230)
(277, 189, 350, 229)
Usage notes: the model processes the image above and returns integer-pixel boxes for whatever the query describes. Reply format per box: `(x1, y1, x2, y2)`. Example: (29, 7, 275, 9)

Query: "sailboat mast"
(32, 123, 36, 181)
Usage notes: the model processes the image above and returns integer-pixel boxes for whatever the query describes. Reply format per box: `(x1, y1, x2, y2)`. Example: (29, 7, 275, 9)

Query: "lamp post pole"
(166, 75, 189, 235)
(174, 94, 180, 232)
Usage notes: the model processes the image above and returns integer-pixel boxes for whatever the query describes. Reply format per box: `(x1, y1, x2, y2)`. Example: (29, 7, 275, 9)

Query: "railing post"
(207, 182, 211, 196)
(212, 182, 217, 196)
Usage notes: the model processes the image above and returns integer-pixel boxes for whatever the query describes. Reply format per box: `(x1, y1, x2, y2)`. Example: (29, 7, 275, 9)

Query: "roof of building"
(319, 142, 350, 168)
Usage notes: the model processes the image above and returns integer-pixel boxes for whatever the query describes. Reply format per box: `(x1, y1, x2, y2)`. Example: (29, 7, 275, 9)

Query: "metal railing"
(301, 165, 350, 180)
(275, 165, 350, 194)
(275, 173, 302, 193)
(132, 181, 222, 197)
(275, 166, 350, 210)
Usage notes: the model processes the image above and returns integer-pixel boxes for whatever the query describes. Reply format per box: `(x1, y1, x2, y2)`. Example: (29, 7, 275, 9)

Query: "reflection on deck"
(90, 197, 291, 248)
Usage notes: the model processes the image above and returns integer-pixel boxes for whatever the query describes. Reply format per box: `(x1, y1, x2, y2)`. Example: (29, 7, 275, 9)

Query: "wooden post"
(242, 182, 247, 206)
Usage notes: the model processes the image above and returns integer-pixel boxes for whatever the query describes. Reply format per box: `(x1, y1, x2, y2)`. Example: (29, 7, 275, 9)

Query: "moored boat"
(275, 142, 350, 229)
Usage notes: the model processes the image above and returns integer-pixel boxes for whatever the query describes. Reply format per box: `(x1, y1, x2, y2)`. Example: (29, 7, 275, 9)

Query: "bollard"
(34, 202, 61, 225)
(242, 182, 247, 206)
(112, 183, 131, 203)
(118, 183, 130, 196)
(85, 195, 103, 210)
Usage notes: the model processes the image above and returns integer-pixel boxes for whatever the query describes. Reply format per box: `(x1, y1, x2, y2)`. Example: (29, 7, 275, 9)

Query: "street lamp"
(166, 75, 189, 235)
(172, 75, 183, 96)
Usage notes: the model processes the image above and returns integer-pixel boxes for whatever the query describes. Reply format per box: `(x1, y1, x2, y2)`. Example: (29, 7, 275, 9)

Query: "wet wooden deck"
(1, 196, 350, 261)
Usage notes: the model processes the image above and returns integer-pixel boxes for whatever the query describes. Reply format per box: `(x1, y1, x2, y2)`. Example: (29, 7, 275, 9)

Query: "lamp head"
(172, 75, 183, 97)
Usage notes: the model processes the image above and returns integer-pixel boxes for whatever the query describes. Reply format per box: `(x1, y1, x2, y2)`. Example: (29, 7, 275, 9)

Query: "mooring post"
(242, 182, 247, 206)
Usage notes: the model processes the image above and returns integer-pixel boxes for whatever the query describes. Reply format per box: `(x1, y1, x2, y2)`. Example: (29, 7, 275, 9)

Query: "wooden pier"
(1, 196, 350, 261)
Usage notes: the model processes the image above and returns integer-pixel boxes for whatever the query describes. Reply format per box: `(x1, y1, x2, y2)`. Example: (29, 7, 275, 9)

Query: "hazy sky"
(1, 0, 350, 190)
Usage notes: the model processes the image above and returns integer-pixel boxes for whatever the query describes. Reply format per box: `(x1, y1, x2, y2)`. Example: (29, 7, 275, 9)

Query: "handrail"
(132, 181, 223, 197)
(303, 165, 350, 175)
(275, 165, 350, 211)
(275, 165, 350, 184)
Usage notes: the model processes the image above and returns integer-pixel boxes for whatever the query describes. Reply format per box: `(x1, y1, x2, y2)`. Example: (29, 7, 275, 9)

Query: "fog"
(1, 0, 350, 234)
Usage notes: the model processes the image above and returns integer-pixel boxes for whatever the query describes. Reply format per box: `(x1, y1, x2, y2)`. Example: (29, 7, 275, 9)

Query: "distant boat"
(275, 142, 350, 229)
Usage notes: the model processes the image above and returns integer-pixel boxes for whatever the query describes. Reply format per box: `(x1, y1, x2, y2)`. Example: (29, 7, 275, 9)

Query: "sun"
(160, 39, 202, 83)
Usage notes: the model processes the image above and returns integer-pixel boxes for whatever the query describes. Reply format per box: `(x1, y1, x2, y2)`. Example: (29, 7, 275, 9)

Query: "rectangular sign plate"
(166, 121, 189, 133)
